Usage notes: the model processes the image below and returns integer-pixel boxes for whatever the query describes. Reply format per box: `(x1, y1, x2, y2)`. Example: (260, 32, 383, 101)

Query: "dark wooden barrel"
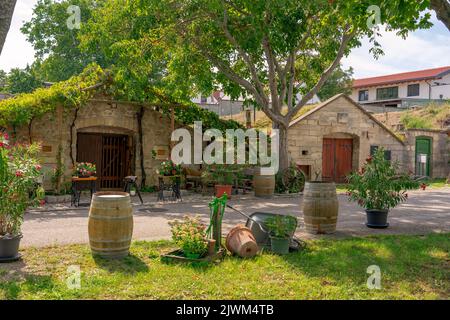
(88, 192, 134, 258)
(301, 182, 338, 234)
(253, 172, 275, 198)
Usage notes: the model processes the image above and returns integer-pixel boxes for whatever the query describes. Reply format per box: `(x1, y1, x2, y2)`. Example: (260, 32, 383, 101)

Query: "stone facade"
(404, 129, 449, 178)
(287, 94, 449, 180)
(10, 95, 178, 190)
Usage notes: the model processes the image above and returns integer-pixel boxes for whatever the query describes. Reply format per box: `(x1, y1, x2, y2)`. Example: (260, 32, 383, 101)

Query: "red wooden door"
(322, 138, 353, 183)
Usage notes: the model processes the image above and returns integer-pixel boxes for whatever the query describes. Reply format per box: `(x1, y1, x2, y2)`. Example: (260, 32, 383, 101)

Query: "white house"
(351, 66, 450, 112)
(192, 91, 245, 116)
(193, 89, 321, 117)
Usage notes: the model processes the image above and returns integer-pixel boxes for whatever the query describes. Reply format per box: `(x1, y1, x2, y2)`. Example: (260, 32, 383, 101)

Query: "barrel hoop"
(90, 246, 130, 252)
(89, 237, 132, 243)
(89, 215, 133, 220)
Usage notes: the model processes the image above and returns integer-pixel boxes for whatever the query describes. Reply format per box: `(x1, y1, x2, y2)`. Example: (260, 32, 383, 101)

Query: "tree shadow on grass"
(281, 234, 449, 290)
(93, 254, 149, 274)
(0, 261, 57, 300)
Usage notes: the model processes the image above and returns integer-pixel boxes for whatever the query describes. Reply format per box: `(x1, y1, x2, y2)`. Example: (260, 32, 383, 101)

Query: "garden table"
(71, 177, 97, 207)
(158, 175, 182, 202)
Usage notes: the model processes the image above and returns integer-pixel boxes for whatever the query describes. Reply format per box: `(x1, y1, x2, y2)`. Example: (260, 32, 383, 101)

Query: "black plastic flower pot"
(0, 234, 23, 262)
(270, 236, 290, 255)
(365, 209, 389, 229)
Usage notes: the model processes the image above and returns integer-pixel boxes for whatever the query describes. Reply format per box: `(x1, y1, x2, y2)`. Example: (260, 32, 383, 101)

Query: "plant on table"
(74, 162, 96, 177)
(0, 133, 44, 253)
(204, 164, 236, 197)
(169, 216, 208, 259)
(158, 160, 181, 176)
(265, 215, 297, 255)
(346, 148, 421, 228)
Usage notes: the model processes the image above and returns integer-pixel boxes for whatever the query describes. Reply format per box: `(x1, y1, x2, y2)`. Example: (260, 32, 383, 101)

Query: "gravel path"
(21, 188, 450, 247)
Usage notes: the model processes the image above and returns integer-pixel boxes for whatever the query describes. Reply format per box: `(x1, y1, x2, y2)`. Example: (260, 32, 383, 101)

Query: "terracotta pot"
(225, 225, 258, 258)
(215, 184, 232, 198)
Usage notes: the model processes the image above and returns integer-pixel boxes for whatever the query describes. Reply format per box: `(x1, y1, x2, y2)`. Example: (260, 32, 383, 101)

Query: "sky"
(0, 0, 449, 79)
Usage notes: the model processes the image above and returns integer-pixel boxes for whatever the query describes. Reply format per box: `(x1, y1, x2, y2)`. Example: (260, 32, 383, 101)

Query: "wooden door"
(101, 135, 129, 189)
(77, 133, 130, 190)
(322, 138, 353, 183)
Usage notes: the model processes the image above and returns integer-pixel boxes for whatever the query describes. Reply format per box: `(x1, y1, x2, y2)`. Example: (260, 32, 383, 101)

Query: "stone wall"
(10, 97, 178, 190)
(288, 95, 406, 180)
(404, 129, 449, 178)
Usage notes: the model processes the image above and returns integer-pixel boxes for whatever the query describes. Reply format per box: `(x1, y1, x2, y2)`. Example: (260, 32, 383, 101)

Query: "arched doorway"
(322, 133, 359, 183)
(76, 128, 134, 190)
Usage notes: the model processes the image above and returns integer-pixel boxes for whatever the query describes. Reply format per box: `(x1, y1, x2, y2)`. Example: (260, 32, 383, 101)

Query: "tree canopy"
(317, 65, 354, 101)
(21, 0, 102, 82)
(79, 0, 431, 169)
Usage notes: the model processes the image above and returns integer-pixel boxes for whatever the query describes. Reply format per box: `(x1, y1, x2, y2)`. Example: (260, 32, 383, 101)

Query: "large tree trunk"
(431, 0, 450, 31)
(273, 121, 289, 174)
(0, 0, 17, 55)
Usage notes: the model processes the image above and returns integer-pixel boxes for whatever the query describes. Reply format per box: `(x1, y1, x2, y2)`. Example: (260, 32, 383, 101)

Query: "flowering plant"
(74, 162, 96, 177)
(158, 160, 181, 176)
(347, 148, 420, 211)
(169, 216, 207, 258)
(0, 133, 45, 237)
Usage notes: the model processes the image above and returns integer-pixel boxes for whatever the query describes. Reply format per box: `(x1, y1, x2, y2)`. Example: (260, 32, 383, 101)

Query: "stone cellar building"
(7, 94, 179, 191)
(288, 94, 449, 182)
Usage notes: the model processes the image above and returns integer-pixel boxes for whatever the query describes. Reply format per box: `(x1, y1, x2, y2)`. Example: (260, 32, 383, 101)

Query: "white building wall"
(351, 75, 450, 103)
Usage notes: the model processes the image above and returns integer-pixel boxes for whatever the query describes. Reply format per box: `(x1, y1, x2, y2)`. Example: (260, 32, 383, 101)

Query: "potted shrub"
(0, 134, 44, 261)
(347, 148, 421, 228)
(209, 164, 235, 198)
(169, 216, 208, 259)
(74, 162, 96, 178)
(265, 215, 297, 255)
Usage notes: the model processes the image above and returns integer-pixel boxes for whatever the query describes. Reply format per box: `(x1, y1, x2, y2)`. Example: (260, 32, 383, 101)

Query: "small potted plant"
(347, 148, 421, 228)
(158, 160, 181, 176)
(0, 134, 45, 261)
(74, 162, 96, 178)
(209, 164, 235, 198)
(169, 216, 208, 259)
(265, 215, 297, 255)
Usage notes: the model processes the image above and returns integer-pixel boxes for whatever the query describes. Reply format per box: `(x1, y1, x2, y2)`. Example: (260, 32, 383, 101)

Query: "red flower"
(15, 170, 23, 177)
(35, 164, 42, 171)
(40, 200, 46, 206)
(0, 142, 3, 148)
(420, 183, 427, 191)
(366, 156, 372, 163)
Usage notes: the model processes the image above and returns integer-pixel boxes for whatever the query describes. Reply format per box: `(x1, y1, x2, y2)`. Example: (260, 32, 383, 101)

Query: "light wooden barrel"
(88, 192, 134, 258)
(253, 173, 275, 198)
(301, 182, 339, 234)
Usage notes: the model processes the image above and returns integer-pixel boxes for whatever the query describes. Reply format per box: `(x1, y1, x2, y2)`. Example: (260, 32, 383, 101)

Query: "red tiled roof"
(353, 66, 450, 88)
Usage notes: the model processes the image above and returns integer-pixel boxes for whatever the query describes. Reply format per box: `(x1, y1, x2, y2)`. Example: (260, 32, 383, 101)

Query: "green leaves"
(347, 148, 421, 210)
(0, 63, 106, 127)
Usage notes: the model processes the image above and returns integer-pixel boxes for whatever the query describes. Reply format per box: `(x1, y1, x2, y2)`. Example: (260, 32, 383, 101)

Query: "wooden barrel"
(253, 172, 275, 198)
(88, 192, 134, 258)
(301, 182, 338, 234)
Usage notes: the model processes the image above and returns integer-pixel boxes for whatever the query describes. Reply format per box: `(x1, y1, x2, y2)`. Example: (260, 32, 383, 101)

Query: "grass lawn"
(0, 233, 448, 300)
